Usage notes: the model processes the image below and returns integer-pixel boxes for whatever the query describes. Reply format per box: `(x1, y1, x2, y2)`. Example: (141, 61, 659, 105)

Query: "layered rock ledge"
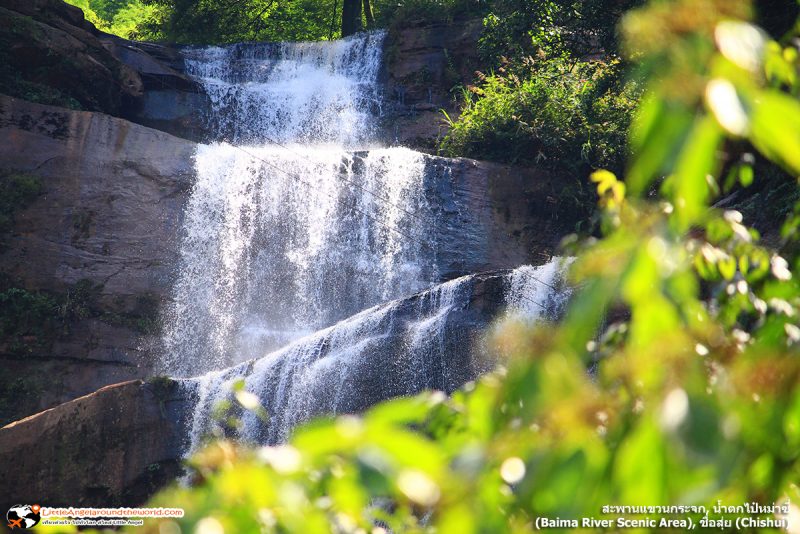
(0, 378, 190, 509)
(0, 95, 195, 423)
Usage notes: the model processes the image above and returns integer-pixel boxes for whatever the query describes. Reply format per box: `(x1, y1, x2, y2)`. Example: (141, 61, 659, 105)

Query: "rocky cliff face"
(0, 378, 190, 509)
(0, 0, 143, 114)
(380, 20, 483, 150)
(0, 95, 571, 424)
(0, 0, 208, 140)
(101, 36, 211, 141)
(0, 95, 195, 423)
(426, 156, 572, 277)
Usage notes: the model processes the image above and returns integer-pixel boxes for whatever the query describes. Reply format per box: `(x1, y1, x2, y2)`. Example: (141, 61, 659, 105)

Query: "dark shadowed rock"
(0, 0, 143, 114)
(2, 0, 98, 35)
(0, 378, 191, 510)
(0, 0, 209, 139)
(100, 36, 211, 141)
(421, 156, 574, 278)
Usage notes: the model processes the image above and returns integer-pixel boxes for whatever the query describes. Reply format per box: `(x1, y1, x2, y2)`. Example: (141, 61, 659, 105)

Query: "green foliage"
(87, 0, 131, 21)
(441, 58, 637, 173)
(60, 1, 800, 533)
(59, 0, 795, 58)
(478, 0, 644, 67)
(102, 293, 162, 334)
(101, 0, 481, 43)
(63, 0, 159, 40)
(0, 288, 58, 344)
(0, 78, 83, 110)
(104, 1, 161, 40)
(440, 0, 641, 175)
(63, 0, 106, 27)
(134, 0, 342, 44)
(0, 281, 92, 356)
(373, 0, 487, 29)
(0, 375, 44, 425)
(0, 277, 158, 360)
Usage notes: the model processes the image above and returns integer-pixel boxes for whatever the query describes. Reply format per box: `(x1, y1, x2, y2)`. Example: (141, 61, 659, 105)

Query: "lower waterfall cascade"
(163, 31, 573, 451)
(183, 261, 572, 450)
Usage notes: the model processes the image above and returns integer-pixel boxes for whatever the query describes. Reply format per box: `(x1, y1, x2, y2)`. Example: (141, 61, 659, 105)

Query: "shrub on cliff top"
(439, 0, 643, 174)
(440, 57, 637, 174)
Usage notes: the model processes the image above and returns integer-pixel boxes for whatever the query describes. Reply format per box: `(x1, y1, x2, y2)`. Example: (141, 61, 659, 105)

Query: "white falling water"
(181, 32, 385, 145)
(505, 259, 574, 321)
(182, 259, 571, 452)
(168, 31, 572, 455)
(161, 145, 436, 374)
(164, 33, 439, 376)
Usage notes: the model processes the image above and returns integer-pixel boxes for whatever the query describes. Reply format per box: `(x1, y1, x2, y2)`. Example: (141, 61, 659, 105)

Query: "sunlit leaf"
(749, 90, 800, 174)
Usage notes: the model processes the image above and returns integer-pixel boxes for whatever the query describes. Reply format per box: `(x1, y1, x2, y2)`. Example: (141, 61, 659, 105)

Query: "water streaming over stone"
(167, 32, 572, 452)
(164, 33, 441, 375)
(161, 144, 437, 374)
(181, 32, 385, 145)
(182, 260, 572, 450)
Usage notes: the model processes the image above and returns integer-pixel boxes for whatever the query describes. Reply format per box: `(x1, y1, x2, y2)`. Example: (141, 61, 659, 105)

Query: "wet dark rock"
(422, 156, 574, 278)
(100, 36, 211, 141)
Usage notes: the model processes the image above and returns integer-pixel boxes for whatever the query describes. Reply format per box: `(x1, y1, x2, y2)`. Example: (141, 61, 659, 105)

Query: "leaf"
(671, 115, 724, 230)
(613, 417, 666, 506)
(749, 90, 800, 174)
(628, 96, 696, 196)
(738, 164, 754, 187)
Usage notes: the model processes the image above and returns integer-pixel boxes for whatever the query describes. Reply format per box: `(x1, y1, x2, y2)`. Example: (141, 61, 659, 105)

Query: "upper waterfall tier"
(181, 32, 386, 145)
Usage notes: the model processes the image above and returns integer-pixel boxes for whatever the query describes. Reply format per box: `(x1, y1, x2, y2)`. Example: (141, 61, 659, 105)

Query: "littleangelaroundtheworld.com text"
(40, 507, 184, 518)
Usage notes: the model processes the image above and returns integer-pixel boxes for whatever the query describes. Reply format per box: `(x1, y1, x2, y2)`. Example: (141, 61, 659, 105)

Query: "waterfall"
(163, 33, 441, 375)
(505, 260, 575, 321)
(180, 33, 385, 145)
(161, 145, 437, 374)
(182, 260, 572, 451)
(166, 31, 571, 453)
